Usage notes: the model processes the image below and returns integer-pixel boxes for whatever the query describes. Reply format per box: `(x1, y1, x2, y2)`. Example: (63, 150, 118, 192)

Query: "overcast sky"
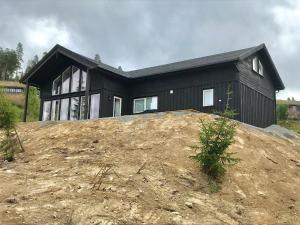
(0, 0, 299, 100)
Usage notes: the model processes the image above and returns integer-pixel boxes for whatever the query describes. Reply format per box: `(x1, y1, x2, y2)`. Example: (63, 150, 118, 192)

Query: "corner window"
(52, 76, 61, 95)
(51, 99, 60, 121)
(42, 101, 51, 121)
(203, 89, 214, 107)
(62, 67, 71, 94)
(133, 96, 158, 114)
(81, 71, 87, 91)
(60, 98, 69, 120)
(79, 96, 87, 120)
(258, 60, 263, 76)
(90, 93, 100, 119)
(70, 97, 80, 120)
(71, 66, 80, 92)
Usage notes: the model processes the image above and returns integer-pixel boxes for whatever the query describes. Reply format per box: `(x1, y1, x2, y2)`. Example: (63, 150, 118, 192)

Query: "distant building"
(0, 81, 25, 95)
(277, 99, 300, 120)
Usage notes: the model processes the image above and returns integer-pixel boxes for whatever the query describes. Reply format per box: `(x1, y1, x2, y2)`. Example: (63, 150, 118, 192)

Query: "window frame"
(202, 88, 214, 107)
(113, 96, 122, 117)
(133, 96, 158, 114)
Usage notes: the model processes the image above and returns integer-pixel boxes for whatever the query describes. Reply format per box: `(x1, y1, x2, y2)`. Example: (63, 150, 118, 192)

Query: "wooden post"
(84, 68, 91, 119)
(23, 82, 30, 122)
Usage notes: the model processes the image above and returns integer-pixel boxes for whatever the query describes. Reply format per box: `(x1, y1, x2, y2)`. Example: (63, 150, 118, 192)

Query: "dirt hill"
(0, 111, 300, 225)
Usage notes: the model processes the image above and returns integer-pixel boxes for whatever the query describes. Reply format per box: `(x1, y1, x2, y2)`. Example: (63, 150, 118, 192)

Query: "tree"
(277, 104, 288, 120)
(94, 54, 101, 63)
(27, 87, 40, 121)
(25, 55, 39, 73)
(0, 48, 18, 80)
(15, 42, 24, 78)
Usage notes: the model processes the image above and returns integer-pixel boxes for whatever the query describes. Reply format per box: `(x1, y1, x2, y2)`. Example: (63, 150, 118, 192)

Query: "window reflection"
(42, 101, 51, 121)
(81, 71, 87, 91)
(80, 96, 87, 120)
(71, 67, 80, 92)
(62, 67, 71, 94)
(90, 94, 100, 119)
(70, 97, 79, 120)
(60, 98, 69, 120)
(51, 100, 60, 121)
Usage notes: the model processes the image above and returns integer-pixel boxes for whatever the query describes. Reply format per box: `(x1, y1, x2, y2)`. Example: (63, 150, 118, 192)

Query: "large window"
(62, 67, 71, 94)
(51, 99, 60, 121)
(203, 89, 214, 107)
(42, 101, 51, 121)
(60, 98, 69, 120)
(80, 96, 87, 120)
(90, 94, 100, 119)
(71, 67, 80, 92)
(70, 97, 80, 120)
(133, 96, 158, 114)
(113, 96, 122, 117)
(81, 71, 87, 91)
(52, 76, 61, 95)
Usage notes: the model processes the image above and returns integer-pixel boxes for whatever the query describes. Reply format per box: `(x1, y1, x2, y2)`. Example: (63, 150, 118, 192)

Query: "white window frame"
(133, 96, 158, 114)
(203, 89, 214, 107)
(113, 96, 122, 117)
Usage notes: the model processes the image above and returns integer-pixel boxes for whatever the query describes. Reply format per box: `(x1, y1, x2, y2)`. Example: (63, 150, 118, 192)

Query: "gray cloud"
(0, 0, 298, 99)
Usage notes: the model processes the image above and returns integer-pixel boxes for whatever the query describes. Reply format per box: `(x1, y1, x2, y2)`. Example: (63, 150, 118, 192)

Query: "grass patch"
(278, 120, 300, 134)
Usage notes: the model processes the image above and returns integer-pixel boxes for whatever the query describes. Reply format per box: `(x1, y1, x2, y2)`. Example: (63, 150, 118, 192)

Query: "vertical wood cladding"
(240, 83, 275, 127)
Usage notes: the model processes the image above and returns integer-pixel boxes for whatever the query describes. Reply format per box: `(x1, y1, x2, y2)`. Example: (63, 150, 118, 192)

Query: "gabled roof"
(20, 43, 284, 90)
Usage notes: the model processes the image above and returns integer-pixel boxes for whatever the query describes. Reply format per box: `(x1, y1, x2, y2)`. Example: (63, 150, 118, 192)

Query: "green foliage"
(277, 104, 288, 120)
(191, 85, 240, 183)
(25, 55, 39, 74)
(27, 87, 40, 121)
(0, 47, 18, 80)
(0, 92, 18, 133)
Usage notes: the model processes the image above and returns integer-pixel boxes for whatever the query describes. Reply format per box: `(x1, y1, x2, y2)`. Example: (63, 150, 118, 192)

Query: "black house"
(20, 43, 284, 128)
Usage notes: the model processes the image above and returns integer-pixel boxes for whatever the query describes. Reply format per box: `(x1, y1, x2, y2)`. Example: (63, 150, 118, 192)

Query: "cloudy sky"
(1, 0, 299, 99)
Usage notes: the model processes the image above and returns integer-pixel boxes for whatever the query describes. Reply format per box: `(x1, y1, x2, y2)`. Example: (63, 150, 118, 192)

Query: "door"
(113, 96, 122, 117)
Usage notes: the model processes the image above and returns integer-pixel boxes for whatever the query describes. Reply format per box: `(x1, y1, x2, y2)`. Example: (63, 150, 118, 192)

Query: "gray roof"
(20, 43, 284, 90)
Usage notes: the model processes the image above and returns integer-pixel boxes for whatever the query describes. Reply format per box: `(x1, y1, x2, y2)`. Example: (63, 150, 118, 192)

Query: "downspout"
(275, 90, 279, 124)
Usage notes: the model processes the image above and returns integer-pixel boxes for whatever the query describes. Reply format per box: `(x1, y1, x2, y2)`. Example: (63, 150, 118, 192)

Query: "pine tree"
(25, 55, 39, 73)
(94, 54, 101, 63)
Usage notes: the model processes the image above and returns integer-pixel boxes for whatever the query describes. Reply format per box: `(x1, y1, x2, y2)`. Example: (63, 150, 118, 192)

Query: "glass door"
(113, 96, 122, 117)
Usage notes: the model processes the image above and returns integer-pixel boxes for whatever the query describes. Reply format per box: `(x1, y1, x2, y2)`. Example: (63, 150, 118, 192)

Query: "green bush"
(191, 87, 240, 184)
(0, 92, 18, 161)
(277, 104, 288, 120)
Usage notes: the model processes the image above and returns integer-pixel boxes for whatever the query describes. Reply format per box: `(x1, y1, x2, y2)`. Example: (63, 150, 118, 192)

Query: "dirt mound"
(0, 111, 300, 225)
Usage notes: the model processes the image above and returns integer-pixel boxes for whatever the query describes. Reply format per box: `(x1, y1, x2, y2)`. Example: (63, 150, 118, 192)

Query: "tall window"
(81, 71, 87, 91)
(90, 93, 100, 119)
(62, 67, 71, 94)
(70, 97, 80, 120)
(133, 96, 158, 114)
(51, 100, 60, 121)
(52, 76, 61, 95)
(71, 66, 80, 92)
(80, 96, 87, 120)
(60, 98, 69, 120)
(42, 101, 51, 121)
(203, 89, 214, 107)
(113, 96, 122, 117)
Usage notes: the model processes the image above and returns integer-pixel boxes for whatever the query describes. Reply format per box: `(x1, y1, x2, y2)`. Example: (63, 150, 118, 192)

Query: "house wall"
(127, 64, 241, 119)
(236, 53, 277, 127)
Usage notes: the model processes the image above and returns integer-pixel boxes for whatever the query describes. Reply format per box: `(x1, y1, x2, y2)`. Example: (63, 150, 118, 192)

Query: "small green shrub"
(277, 104, 288, 120)
(0, 92, 18, 161)
(191, 86, 240, 183)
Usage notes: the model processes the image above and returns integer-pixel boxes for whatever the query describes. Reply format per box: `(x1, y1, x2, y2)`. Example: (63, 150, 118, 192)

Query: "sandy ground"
(0, 111, 299, 225)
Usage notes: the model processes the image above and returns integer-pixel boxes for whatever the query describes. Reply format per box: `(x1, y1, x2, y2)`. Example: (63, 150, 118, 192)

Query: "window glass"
(134, 99, 145, 114)
(71, 66, 80, 92)
(60, 98, 69, 120)
(146, 97, 158, 110)
(62, 67, 71, 94)
(252, 57, 258, 72)
(90, 93, 100, 119)
(203, 89, 214, 107)
(81, 70, 87, 91)
(113, 97, 122, 117)
(52, 76, 61, 95)
(51, 99, 60, 121)
(80, 96, 87, 120)
(70, 97, 80, 120)
(42, 101, 51, 121)
(258, 61, 263, 76)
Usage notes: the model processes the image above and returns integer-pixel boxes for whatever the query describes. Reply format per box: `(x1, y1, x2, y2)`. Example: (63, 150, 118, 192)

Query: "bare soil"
(0, 111, 299, 225)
